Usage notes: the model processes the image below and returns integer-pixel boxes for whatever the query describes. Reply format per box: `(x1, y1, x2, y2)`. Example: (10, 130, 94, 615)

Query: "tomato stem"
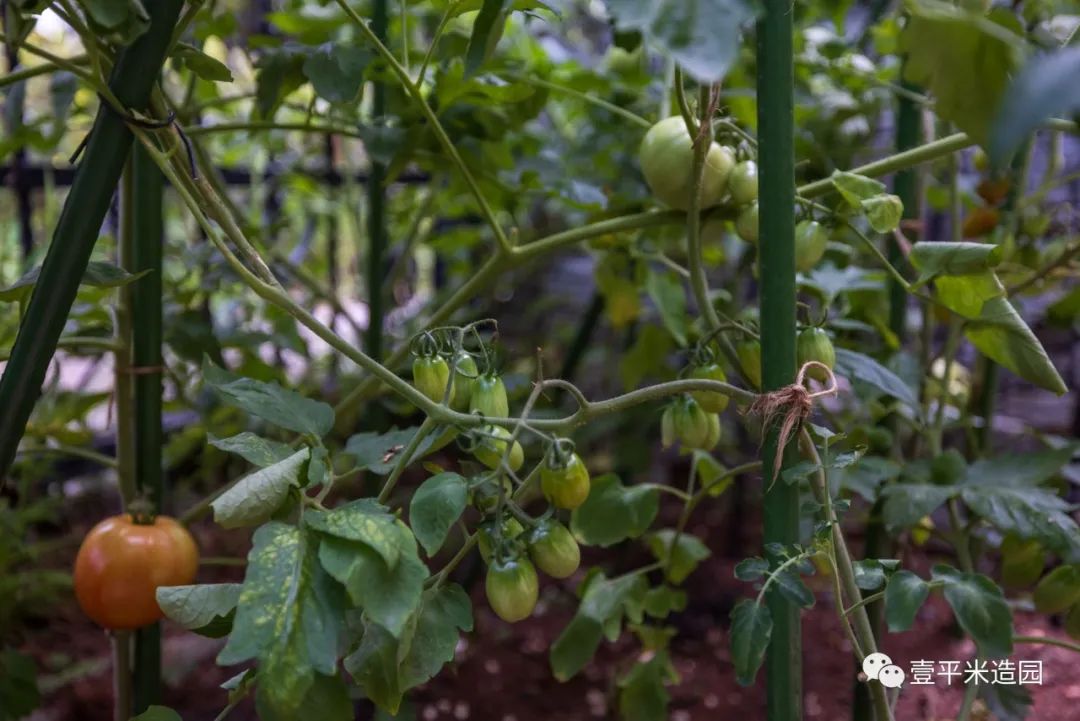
(111, 631, 133, 721)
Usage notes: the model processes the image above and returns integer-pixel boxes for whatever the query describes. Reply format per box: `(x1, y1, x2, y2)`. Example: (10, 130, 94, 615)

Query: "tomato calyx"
(126, 497, 157, 525)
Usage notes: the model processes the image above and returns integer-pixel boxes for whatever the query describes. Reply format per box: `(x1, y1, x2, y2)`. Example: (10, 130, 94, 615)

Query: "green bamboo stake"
(365, 0, 389, 361)
(0, 0, 184, 481)
(130, 143, 164, 712)
(757, 2, 802, 719)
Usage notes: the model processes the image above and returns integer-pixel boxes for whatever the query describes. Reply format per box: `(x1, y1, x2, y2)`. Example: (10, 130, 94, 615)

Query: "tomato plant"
(2, 0, 1080, 719)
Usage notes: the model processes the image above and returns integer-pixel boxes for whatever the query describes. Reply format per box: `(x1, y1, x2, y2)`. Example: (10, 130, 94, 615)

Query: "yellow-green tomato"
(450, 351, 479, 412)
(735, 202, 759, 244)
(485, 557, 539, 623)
(478, 517, 525, 564)
(473, 426, 524, 472)
(471, 476, 515, 514)
(729, 160, 759, 206)
(541, 451, 591, 510)
(413, 355, 453, 405)
(689, 363, 730, 413)
(528, 521, 580, 579)
(735, 339, 762, 389)
(470, 374, 509, 418)
(794, 220, 829, 272)
(702, 412, 721, 451)
(661, 405, 677, 448)
(796, 328, 836, 382)
(672, 396, 711, 449)
(639, 116, 735, 211)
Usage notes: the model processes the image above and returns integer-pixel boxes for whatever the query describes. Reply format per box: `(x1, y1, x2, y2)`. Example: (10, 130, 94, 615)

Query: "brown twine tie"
(744, 361, 839, 482)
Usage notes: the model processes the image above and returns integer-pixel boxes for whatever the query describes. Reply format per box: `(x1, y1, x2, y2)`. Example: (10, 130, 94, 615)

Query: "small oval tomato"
(478, 517, 526, 564)
(471, 476, 515, 514)
(735, 202, 759, 244)
(668, 396, 711, 450)
(470, 374, 509, 418)
(1034, 565, 1080, 614)
(486, 557, 539, 622)
(639, 116, 735, 211)
(729, 160, 759, 206)
(796, 327, 836, 381)
(473, 426, 524, 472)
(528, 521, 581, 579)
(413, 355, 453, 405)
(702, 411, 721, 451)
(794, 220, 829, 272)
(541, 450, 591, 510)
(450, 351, 479, 412)
(661, 405, 677, 448)
(735, 339, 762, 389)
(689, 363, 730, 413)
(74, 514, 199, 630)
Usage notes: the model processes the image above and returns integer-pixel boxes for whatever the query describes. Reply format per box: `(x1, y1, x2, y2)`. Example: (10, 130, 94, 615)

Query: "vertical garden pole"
(365, 0, 389, 360)
(0, 0, 183, 481)
(130, 143, 165, 711)
(757, 2, 801, 720)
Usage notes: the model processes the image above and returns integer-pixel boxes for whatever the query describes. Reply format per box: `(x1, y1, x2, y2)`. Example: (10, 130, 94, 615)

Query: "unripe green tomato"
(689, 363, 729, 413)
(450, 351, 479, 412)
(473, 426, 524, 472)
(735, 339, 762, 389)
(661, 406, 676, 448)
(866, 426, 894, 454)
(735, 202, 759, 243)
(485, 557, 539, 623)
(910, 515, 934, 546)
(701, 412, 721, 451)
(478, 517, 525, 564)
(796, 327, 836, 382)
(926, 358, 972, 407)
(729, 160, 759, 206)
(794, 220, 829, 272)
(1000, 534, 1045, 589)
(471, 476, 515, 514)
(528, 521, 580, 579)
(639, 116, 735, 211)
(471, 374, 509, 418)
(541, 451, 591, 510)
(672, 396, 711, 449)
(413, 355, 453, 405)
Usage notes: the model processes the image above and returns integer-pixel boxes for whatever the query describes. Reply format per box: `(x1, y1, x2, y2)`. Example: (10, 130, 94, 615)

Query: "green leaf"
(550, 573, 647, 680)
(884, 570, 930, 632)
(833, 455, 901, 501)
(209, 432, 295, 467)
(345, 427, 438, 475)
(1033, 565, 1080, 614)
(900, 0, 1024, 147)
(218, 523, 343, 717)
(257, 673, 353, 721)
(606, 0, 759, 83)
(302, 42, 370, 103)
(853, 560, 890, 591)
(173, 42, 233, 82)
(646, 530, 711, 584)
(932, 564, 1013, 658)
(304, 499, 402, 569)
(131, 707, 182, 721)
(834, 349, 921, 414)
(345, 585, 473, 714)
(729, 599, 772, 686)
(734, 556, 769, 582)
(645, 268, 687, 347)
(963, 295, 1068, 395)
(318, 523, 427, 637)
(81, 0, 149, 44)
(254, 46, 307, 118)
(156, 583, 241, 638)
(831, 171, 887, 204)
(979, 681, 1033, 721)
(861, 194, 904, 233)
(409, 472, 468, 556)
(881, 484, 956, 532)
(619, 324, 675, 391)
(211, 449, 308, 529)
(642, 585, 687, 617)
(465, 0, 511, 75)
(910, 241, 1004, 280)
(203, 360, 335, 437)
(771, 567, 815, 609)
(617, 652, 673, 721)
(0, 647, 40, 721)
(570, 474, 659, 547)
(0, 261, 150, 303)
(990, 46, 1080, 166)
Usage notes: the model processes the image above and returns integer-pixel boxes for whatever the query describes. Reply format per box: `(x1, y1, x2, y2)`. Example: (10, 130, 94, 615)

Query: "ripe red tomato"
(74, 514, 199, 630)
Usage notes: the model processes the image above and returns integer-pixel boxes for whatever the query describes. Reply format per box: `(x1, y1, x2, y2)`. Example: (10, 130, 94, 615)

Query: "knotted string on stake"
(744, 361, 839, 483)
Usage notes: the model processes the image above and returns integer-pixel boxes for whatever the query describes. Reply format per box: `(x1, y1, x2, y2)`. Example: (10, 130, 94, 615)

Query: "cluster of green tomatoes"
(412, 340, 592, 623)
(638, 116, 831, 272)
